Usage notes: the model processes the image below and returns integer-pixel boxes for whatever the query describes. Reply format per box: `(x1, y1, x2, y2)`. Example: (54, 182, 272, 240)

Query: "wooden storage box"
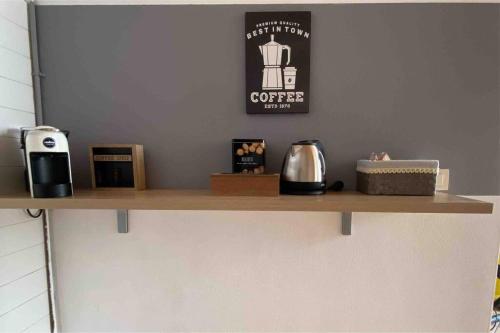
(211, 173, 280, 196)
(89, 144, 146, 190)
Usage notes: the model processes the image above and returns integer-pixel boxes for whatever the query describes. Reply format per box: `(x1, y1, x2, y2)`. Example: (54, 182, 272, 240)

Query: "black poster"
(245, 11, 311, 114)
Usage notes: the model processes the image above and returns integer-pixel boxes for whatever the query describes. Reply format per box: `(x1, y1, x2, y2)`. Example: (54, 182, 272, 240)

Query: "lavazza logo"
(43, 137, 56, 148)
(245, 12, 311, 114)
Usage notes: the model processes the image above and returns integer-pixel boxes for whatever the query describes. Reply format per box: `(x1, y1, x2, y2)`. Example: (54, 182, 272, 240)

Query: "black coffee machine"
(21, 126, 73, 198)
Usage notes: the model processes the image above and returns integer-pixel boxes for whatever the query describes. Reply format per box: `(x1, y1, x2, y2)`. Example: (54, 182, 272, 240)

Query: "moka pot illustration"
(259, 34, 291, 90)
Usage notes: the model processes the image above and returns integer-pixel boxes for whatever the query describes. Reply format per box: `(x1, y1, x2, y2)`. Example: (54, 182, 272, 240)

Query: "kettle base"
(280, 181, 326, 195)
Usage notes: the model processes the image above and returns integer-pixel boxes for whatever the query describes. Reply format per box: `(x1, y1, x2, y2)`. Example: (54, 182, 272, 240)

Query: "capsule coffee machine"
(21, 126, 73, 198)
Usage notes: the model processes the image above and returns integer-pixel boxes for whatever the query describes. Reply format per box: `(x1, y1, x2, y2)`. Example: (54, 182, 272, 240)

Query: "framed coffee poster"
(245, 11, 311, 114)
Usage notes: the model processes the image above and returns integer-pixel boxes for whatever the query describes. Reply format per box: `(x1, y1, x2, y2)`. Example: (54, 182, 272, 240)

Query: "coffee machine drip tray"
(29, 152, 73, 198)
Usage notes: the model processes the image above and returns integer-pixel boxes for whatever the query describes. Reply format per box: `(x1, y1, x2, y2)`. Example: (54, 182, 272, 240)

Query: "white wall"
(0, 0, 34, 193)
(0, 1, 51, 332)
(50, 197, 500, 332)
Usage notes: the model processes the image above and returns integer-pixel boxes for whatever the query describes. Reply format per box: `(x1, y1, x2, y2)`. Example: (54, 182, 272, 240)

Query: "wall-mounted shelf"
(0, 190, 492, 235)
(0, 190, 492, 213)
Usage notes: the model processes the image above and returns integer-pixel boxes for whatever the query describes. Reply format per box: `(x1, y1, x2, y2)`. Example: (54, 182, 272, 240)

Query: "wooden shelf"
(0, 189, 493, 214)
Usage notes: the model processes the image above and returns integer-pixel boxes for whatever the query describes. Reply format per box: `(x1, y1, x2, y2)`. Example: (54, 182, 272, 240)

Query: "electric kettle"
(280, 140, 327, 195)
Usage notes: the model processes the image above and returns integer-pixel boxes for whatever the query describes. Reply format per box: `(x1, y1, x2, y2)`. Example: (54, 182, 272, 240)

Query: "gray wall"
(36, 4, 500, 194)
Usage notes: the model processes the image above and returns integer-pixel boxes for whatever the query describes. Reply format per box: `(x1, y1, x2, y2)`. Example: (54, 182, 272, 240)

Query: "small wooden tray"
(211, 173, 280, 196)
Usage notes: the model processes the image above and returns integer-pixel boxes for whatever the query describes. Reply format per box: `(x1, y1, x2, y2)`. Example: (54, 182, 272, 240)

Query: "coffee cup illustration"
(283, 67, 297, 90)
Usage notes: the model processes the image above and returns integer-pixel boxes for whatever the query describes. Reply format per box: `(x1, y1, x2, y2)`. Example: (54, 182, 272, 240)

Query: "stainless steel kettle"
(280, 140, 326, 195)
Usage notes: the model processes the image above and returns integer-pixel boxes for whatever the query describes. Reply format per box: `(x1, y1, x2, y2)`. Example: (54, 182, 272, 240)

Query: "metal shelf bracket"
(117, 210, 128, 233)
(341, 212, 352, 235)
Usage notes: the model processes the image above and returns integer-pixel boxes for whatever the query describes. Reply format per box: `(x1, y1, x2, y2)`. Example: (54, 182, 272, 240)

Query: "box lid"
(357, 160, 439, 174)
